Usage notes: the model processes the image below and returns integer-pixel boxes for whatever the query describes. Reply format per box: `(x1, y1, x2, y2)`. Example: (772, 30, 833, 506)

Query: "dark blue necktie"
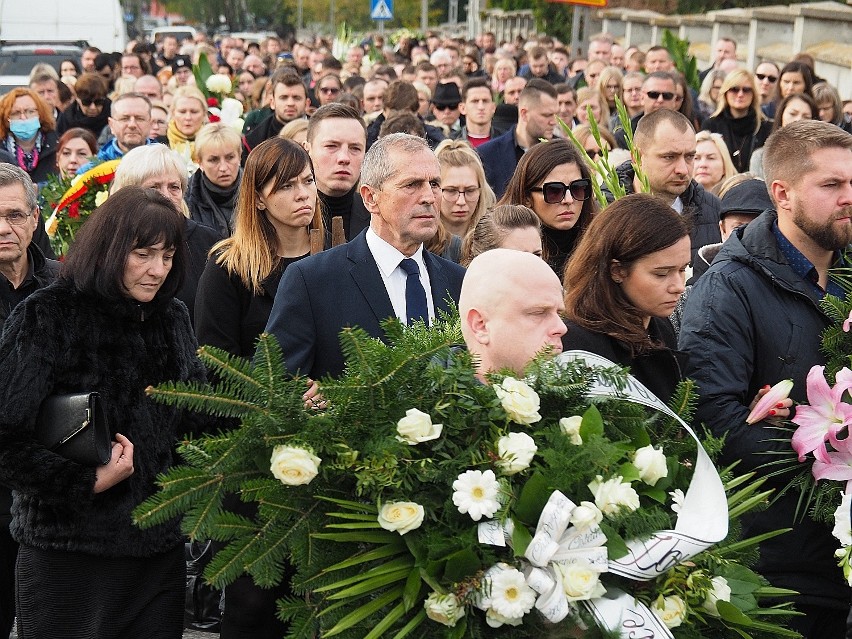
(399, 258, 428, 326)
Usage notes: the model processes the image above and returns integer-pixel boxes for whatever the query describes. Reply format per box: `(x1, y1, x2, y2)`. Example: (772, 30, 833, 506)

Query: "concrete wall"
(484, 1, 852, 98)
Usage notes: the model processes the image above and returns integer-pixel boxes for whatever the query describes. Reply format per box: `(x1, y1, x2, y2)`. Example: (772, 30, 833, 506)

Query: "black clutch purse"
(36, 392, 112, 466)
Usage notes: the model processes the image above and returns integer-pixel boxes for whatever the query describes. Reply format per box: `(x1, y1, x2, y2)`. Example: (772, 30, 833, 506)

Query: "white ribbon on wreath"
(479, 351, 729, 638)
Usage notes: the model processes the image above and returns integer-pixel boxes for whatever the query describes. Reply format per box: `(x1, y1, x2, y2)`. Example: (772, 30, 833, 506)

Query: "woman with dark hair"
(762, 60, 814, 119)
(195, 136, 323, 358)
(497, 139, 597, 278)
(0, 186, 213, 639)
(54, 127, 98, 178)
(194, 137, 323, 639)
(562, 193, 690, 401)
(0, 88, 58, 184)
(111, 144, 221, 325)
(812, 81, 852, 133)
(460, 204, 542, 267)
(59, 58, 81, 78)
(55, 73, 111, 138)
(701, 68, 772, 173)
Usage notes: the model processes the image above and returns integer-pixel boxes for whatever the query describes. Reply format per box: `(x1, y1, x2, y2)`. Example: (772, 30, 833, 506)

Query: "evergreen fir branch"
(197, 343, 271, 397)
(133, 467, 239, 528)
(145, 382, 266, 418)
(249, 332, 291, 396)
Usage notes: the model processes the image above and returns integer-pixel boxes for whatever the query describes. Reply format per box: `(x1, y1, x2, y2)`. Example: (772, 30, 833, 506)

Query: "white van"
(0, 0, 127, 52)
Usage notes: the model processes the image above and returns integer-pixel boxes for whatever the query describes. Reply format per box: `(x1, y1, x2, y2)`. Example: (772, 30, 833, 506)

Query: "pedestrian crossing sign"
(371, 0, 393, 20)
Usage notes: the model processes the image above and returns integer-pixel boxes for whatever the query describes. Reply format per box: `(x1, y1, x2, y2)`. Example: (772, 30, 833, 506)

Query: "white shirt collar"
(366, 227, 426, 277)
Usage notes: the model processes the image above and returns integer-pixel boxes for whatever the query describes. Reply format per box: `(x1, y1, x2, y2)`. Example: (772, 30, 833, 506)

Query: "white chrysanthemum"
(486, 566, 536, 620)
(452, 469, 501, 521)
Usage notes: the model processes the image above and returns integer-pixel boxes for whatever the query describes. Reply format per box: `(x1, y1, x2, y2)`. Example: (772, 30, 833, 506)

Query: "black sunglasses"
(646, 91, 675, 101)
(79, 97, 105, 107)
(433, 103, 459, 111)
(530, 179, 592, 204)
(755, 73, 778, 83)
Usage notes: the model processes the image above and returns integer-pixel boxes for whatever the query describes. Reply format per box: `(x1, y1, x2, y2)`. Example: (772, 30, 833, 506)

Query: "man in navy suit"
(477, 79, 559, 199)
(265, 133, 466, 380)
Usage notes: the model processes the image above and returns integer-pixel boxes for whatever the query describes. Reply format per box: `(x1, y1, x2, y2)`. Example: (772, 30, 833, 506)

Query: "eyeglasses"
(584, 149, 603, 159)
(755, 73, 778, 83)
(9, 108, 38, 120)
(646, 91, 675, 101)
(624, 87, 643, 93)
(319, 87, 340, 95)
(79, 97, 105, 108)
(434, 103, 459, 111)
(0, 211, 31, 226)
(605, 84, 620, 91)
(530, 179, 592, 204)
(441, 186, 480, 202)
(727, 86, 753, 95)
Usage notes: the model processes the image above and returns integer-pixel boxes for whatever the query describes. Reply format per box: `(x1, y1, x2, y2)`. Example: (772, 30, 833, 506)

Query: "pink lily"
(791, 366, 852, 463)
(844, 310, 852, 333)
(812, 448, 852, 483)
(746, 379, 794, 425)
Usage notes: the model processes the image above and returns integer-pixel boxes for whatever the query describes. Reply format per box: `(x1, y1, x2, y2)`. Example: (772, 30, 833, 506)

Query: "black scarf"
(191, 169, 241, 237)
(542, 224, 581, 279)
(724, 107, 758, 173)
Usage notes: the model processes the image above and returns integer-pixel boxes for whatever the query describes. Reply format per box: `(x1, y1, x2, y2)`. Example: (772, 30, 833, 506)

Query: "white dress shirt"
(365, 228, 435, 323)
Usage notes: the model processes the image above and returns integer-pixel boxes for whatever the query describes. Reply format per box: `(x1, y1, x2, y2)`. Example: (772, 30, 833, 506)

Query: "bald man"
(460, 249, 567, 381)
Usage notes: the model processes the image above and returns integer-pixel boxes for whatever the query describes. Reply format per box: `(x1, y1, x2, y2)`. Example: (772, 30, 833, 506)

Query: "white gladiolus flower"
(669, 489, 685, 514)
(633, 445, 668, 486)
(653, 595, 687, 629)
(494, 377, 541, 425)
(396, 408, 443, 445)
(588, 475, 640, 517)
(832, 491, 852, 547)
(559, 415, 583, 445)
(496, 432, 537, 475)
(424, 592, 465, 627)
(377, 501, 424, 535)
(452, 469, 501, 521)
(702, 576, 732, 617)
(269, 445, 320, 486)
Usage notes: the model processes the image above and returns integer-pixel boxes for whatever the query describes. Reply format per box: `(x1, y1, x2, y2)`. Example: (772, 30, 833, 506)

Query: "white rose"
(833, 491, 852, 546)
(702, 576, 732, 617)
(424, 592, 465, 627)
(396, 408, 443, 445)
(653, 595, 687, 629)
(377, 501, 425, 535)
(94, 190, 109, 207)
(588, 475, 640, 517)
(633, 445, 668, 486)
(494, 377, 541, 425)
(205, 73, 232, 94)
(269, 445, 320, 486)
(569, 501, 603, 529)
(555, 563, 607, 601)
(496, 432, 537, 475)
(559, 415, 583, 445)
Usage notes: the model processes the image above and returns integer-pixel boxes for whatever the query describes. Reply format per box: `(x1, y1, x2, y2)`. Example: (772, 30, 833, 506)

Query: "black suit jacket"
(265, 230, 466, 379)
(477, 126, 519, 199)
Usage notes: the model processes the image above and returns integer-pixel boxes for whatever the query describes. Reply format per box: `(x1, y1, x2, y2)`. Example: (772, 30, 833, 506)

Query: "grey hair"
(0, 163, 37, 211)
(360, 133, 431, 190)
(111, 143, 190, 217)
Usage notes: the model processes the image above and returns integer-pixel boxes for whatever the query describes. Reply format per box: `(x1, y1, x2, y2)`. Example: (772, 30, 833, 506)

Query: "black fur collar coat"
(0, 280, 210, 557)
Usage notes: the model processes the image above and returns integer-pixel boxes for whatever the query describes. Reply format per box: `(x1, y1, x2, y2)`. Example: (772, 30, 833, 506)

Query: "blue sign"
(370, 0, 393, 20)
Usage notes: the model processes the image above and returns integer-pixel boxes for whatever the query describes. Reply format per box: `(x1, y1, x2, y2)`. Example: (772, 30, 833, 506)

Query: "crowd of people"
(0, 23, 851, 639)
